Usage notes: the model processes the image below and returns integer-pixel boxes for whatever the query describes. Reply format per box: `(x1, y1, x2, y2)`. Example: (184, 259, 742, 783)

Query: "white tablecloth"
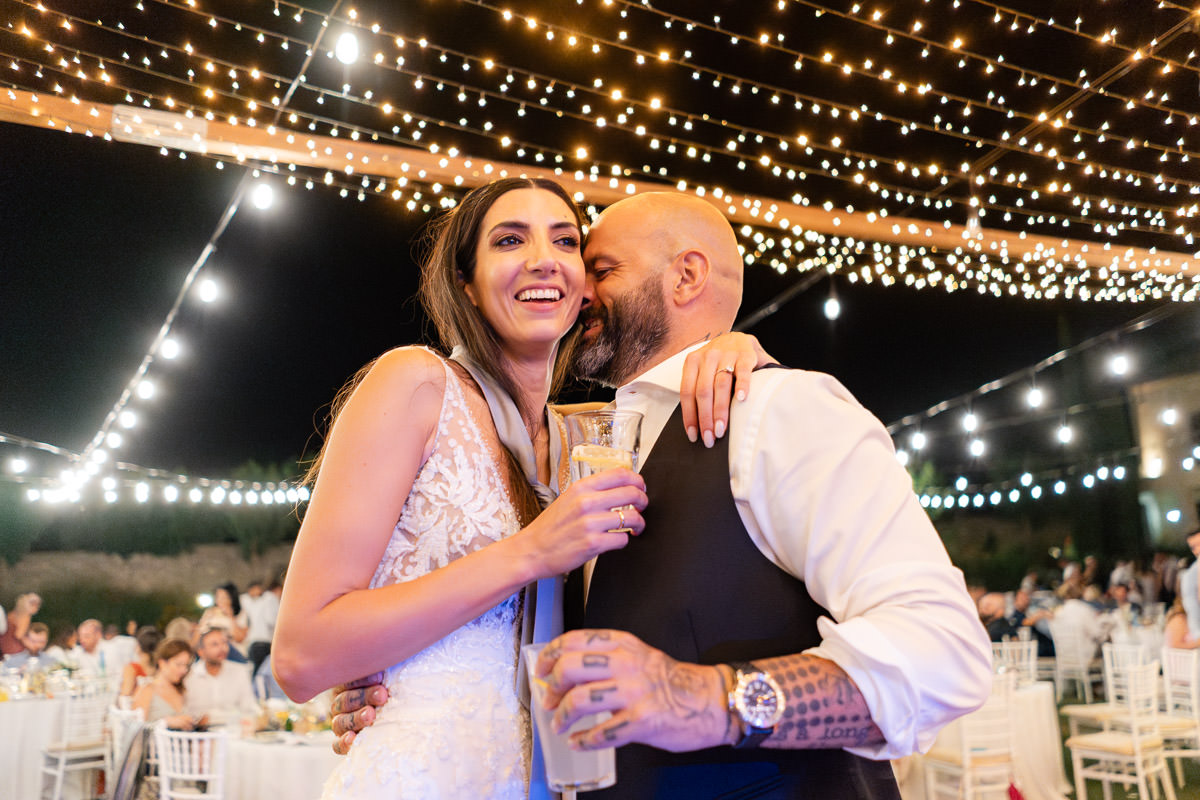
(0, 695, 93, 800)
(226, 732, 342, 800)
(893, 681, 1070, 800)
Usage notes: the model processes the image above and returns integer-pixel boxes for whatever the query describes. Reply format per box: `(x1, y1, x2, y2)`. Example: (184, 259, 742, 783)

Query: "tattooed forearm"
(754, 654, 884, 750)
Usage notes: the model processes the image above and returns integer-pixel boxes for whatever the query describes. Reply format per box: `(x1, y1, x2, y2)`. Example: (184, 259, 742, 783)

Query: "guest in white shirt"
(184, 627, 257, 723)
(70, 618, 112, 676)
(241, 581, 279, 676)
(1053, 583, 1113, 657)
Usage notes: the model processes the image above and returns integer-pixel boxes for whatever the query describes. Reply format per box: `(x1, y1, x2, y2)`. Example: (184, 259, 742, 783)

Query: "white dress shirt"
(69, 642, 113, 676)
(609, 344, 992, 759)
(242, 592, 280, 646)
(184, 660, 258, 719)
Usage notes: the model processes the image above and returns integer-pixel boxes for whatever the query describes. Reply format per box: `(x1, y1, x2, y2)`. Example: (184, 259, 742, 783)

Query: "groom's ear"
(669, 248, 711, 307)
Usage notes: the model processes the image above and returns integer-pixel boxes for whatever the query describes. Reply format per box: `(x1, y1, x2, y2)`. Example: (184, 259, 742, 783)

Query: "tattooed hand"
(534, 630, 731, 753)
(329, 672, 389, 755)
(535, 634, 887, 753)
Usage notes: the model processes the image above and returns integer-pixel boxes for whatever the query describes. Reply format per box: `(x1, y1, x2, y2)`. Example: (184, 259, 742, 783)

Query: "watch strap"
(726, 661, 773, 749)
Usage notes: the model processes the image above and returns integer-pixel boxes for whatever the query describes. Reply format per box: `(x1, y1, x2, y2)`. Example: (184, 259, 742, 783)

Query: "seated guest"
(1007, 588, 1055, 656)
(164, 616, 196, 643)
(120, 626, 163, 698)
(133, 639, 205, 730)
(44, 626, 75, 664)
(103, 623, 139, 677)
(195, 583, 249, 663)
(184, 627, 256, 722)
(3, 622, 59, 671)
(1053, 583, 1113, 654)
(979, 592, 1017, 641)
(1106, 581, 1143, 623)
(1164, 600, 1200, 650)
(0, 592, 42, 656)
(71, 618, 112, 675)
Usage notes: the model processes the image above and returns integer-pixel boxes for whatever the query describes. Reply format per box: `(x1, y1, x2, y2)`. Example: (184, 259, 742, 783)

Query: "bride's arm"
(273, 348, 646, 702)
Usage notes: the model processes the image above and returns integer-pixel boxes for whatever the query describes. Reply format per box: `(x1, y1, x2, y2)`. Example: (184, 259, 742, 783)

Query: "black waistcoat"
(577, 401, 900, 800)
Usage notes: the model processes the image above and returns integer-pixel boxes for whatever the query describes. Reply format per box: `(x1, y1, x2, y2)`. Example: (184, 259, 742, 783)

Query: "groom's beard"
(573, 279, 669, 388)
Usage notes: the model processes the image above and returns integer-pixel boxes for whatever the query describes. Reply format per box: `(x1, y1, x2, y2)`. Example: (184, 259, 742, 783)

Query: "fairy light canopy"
(1, 0, 1197, 301)
(2, 0, 1200, 511)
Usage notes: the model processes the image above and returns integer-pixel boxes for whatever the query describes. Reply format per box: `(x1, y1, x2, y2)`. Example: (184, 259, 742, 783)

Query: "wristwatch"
(725, 660, 785, 749)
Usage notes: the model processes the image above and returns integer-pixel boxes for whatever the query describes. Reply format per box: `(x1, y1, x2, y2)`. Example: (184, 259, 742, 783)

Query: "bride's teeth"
(517, 288, 562, 301)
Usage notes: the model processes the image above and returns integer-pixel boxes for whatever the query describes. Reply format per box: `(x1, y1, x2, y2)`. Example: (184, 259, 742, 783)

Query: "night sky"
(0, 121, 1155, 479)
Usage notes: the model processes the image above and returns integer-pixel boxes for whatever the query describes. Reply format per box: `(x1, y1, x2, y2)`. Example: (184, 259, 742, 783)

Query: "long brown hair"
(302, 179, 585, 524)
(418, 176, 584, 422)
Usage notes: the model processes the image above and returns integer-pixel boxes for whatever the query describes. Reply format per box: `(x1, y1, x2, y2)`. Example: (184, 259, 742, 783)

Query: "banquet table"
(226, 731, 342, 800)
(0, 694, 92, 800)
(893, 680, 1070, 800)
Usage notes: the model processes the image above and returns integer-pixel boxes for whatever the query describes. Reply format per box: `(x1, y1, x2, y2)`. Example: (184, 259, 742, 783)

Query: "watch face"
(736, 673, 785, 729)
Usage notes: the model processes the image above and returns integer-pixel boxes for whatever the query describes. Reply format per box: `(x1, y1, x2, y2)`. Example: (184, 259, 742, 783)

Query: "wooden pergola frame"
(3, 88, 1195, 274)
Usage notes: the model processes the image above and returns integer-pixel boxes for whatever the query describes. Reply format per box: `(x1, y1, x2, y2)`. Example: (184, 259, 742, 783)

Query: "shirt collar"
(616, 341, 708, 399)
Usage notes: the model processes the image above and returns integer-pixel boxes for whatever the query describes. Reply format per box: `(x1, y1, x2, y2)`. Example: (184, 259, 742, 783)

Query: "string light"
(3, 0, 1199, 510)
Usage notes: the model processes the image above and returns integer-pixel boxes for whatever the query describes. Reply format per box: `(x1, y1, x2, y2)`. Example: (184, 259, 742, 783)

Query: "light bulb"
(1109, 353, 1130, 376)
(968, 438, 985, 457)
(1026, 387, 1044, 408)
(962, 413, 978, 433)
(1161, 407, 1178, 425)
(198, 277, 219, 303)
(335, 32, 360, 64)
(911, 431, 927, 450)
(1056, 424, 1073, 444)
(160, 338, 181, 359)
(823, 296, 841, 320)
(251, 182, 275, 210)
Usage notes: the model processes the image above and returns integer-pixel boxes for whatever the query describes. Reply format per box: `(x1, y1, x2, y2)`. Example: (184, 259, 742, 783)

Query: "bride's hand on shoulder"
(512, 468, 647, 578)
(679, 332, 777, 448)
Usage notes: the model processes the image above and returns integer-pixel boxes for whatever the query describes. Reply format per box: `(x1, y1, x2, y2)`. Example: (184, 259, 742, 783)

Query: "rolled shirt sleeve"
(729, 368, 992, 759)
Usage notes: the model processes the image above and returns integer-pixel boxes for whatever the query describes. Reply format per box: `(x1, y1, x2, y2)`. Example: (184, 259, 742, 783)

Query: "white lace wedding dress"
(320, 354, 530, 799)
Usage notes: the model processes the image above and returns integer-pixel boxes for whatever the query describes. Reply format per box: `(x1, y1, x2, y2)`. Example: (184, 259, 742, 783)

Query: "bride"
(272, 178, 761, 798)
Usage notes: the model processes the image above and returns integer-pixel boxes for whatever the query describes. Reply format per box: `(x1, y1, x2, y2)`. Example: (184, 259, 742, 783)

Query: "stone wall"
(0, 543, 294, 600)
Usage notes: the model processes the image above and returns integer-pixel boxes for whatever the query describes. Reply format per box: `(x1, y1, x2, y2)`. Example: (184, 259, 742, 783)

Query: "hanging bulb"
(1026, 386, 1044, 408)
(823, 295, 841, 320)
(198, 277, 219, 303)
(334, 32, 360, 65)
(251, 182, 275, 210)
(1108, 352, 1130, 376)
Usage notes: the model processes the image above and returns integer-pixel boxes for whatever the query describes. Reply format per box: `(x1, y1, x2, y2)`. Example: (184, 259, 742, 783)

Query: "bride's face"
(464, 188, 584, 363)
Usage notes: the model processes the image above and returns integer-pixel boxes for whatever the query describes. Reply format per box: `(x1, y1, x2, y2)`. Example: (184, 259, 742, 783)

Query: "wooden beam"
(3, 88, 1195, 274)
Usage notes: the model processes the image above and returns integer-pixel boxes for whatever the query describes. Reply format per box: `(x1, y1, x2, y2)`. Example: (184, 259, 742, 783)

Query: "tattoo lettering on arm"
(755, 654, 884, 750)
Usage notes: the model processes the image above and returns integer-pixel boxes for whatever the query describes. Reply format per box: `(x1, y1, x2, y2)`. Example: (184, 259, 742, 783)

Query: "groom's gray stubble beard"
(574, 286, 669, 388)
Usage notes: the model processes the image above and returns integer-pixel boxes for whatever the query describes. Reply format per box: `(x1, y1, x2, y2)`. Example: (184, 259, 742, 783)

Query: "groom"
(332, 192, 991, 798)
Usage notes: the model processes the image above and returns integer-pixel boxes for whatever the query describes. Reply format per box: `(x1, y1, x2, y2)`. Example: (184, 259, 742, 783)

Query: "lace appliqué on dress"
(321, 353, 530, 800)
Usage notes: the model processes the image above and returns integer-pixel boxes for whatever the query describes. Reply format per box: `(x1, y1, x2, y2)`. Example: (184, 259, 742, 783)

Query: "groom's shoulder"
(744, 365, 873, 423)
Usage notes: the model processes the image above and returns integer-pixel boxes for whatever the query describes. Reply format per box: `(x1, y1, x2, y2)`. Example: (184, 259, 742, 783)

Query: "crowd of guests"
(1, 578, 292, 727)
(972, 538, 1200, 661)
